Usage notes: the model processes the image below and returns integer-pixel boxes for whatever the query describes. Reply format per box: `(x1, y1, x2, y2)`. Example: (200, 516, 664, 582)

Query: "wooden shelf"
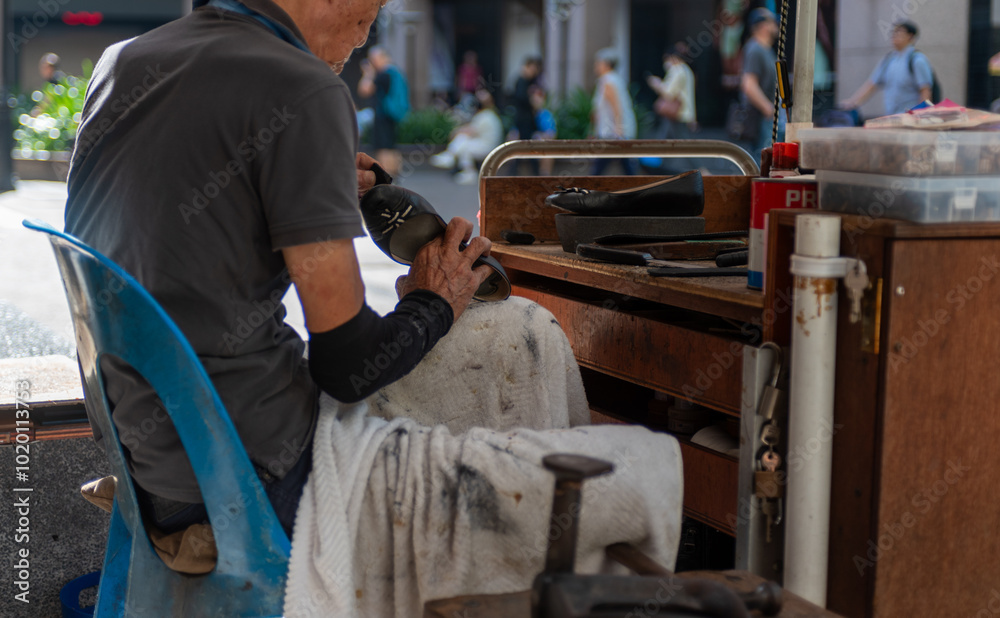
(496, 243, 763, 323)
(512, 283, 747, 416)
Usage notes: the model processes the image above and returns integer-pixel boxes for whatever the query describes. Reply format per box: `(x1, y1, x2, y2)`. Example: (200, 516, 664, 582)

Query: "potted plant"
(10, 60, 91, 181)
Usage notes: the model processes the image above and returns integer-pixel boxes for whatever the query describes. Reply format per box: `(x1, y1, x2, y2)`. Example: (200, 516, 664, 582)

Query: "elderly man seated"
(64, 1, 683, 615)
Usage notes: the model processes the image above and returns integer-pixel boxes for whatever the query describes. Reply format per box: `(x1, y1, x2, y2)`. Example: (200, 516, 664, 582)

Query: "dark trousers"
(137, 445, 312, 539)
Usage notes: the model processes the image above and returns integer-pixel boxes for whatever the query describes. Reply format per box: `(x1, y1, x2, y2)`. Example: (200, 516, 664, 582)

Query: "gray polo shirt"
(870, 45, 934, 115)
(65, 1, 365, 503)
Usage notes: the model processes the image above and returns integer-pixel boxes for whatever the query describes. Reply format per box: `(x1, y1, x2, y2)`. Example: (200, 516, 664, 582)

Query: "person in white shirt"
(590, 47, 638, 175)
(431, 88, 504, 184)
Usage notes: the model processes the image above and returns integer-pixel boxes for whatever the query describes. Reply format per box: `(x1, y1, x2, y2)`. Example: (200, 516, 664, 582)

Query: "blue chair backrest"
(23, 219, 290, 616)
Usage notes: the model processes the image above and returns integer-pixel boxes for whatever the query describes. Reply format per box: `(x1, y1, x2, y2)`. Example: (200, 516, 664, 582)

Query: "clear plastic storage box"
(800, 128, 1000, 176)
(817, 170, 1000, 223)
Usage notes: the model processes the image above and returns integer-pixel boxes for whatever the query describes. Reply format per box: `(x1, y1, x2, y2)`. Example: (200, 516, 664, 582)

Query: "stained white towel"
(283, 298, 684, 617)
(365, 297, 590, 432)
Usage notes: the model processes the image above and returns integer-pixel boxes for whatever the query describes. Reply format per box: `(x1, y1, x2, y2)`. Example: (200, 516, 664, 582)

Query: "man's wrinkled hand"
(357, 152, 378, 197)
(397, 217, 492, 321)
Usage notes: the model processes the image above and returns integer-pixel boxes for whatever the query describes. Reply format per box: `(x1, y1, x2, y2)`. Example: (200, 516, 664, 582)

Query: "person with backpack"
(359, 45, 409, 175)
(841, 20, 937, 116)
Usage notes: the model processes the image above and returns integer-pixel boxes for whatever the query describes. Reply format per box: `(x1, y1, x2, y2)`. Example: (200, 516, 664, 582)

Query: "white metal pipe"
(784, 213, 841, 607)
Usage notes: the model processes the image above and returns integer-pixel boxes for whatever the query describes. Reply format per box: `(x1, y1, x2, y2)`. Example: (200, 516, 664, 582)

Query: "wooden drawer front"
(680, 441, 738, 535)
(512, 286, 745, 415)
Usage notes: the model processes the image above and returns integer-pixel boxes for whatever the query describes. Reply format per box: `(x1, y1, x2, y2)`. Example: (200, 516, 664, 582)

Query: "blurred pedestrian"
(359, 46, 409, 176)
(841, 21, 935, 116)
(648, 44, 696, 137)
(431, 88, 504, 185)
(530, 86, 557, 175)
(739, 7, 782, 160)
(39, 53, 65, 85)
(590, 48, 637, 175)
(648, 44, 697, 173)
(510, 57, 542, 141)
(455, 50, 483, 99)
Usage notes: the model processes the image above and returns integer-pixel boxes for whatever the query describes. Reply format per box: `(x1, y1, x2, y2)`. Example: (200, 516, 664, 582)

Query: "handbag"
(654, 96, 682, 121)
(726, 100, 760, 142)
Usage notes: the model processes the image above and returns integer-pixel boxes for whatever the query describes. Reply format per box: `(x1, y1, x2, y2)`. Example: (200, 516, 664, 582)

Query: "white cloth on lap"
(284, 401, 682, 617)
(365, 296, 590, 433)
(283, 298, 684, 617)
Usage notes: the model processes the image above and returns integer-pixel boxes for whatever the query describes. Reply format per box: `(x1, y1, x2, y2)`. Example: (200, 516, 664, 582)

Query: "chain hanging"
(771, 0, 792, 144)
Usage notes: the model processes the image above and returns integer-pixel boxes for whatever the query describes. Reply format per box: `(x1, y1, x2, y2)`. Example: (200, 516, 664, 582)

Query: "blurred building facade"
(374, 0, 998, 124)
(7, 0, 189, 92)
(2, 0, 996, 120)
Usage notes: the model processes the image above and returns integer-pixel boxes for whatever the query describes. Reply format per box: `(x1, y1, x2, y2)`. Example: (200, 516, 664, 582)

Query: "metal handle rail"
(479, 139, 760, 181)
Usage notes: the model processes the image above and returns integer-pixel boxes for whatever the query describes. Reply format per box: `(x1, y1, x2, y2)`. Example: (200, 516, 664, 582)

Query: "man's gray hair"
(368, 45, 390, 59)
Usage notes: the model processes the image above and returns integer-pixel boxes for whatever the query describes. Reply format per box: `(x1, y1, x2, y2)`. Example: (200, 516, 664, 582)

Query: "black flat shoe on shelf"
(544, 170, 704, 217)
(359, 184, 511, 302)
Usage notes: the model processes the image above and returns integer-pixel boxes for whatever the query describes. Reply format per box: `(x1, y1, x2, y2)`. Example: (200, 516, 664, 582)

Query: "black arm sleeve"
(307, 290, 454, 403)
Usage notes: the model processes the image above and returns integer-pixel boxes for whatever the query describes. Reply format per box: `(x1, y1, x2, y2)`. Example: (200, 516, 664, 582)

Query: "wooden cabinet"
(483, 174, 1000, 616)
(770, 211, 1000, 617)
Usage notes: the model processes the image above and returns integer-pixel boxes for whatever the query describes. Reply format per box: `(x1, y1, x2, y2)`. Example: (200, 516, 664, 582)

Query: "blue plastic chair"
(23, 219, 290, 616)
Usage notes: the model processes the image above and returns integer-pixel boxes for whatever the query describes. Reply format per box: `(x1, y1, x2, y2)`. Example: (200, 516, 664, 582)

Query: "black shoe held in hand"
(359, 184, 511, 302)
(545, 170, 704, 217)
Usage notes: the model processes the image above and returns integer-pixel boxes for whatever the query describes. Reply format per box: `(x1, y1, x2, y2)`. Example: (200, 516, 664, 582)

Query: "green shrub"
(12, 60, 91, 157)
(554, 87, 592, 140)
(552, 84, 655, 140)
(632, 85, 657, 139)
(396, 107, 457, 145)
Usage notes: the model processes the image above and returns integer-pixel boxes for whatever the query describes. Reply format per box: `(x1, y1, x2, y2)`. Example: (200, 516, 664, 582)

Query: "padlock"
(757, 342, 787, 421)
(754, 470, 785, 500)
